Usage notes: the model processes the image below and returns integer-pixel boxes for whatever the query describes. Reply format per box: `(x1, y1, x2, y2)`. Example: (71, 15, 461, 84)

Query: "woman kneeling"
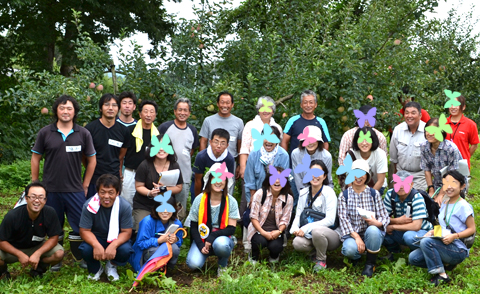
(409, 170, 476, 286)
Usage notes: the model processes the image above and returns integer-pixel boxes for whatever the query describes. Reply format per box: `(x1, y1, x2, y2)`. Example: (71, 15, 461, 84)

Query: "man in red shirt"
(446, 95, 479, 170)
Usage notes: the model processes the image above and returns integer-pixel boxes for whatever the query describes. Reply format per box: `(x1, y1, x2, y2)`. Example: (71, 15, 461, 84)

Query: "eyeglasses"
(26, 195, 46, 201)
(211, 140, 228, 147)
(104, 103, 118, 108)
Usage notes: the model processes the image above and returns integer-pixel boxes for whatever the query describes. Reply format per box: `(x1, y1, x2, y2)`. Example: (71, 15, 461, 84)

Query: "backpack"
(242, 188, 287, 228)
(389, 188, 439, 226)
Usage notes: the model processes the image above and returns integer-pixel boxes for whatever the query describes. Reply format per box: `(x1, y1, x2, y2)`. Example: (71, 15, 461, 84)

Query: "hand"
(104, 244, 117, 260)
(271, 230, 281, 239)
(261, 230, 273, 240)
(235, 165, 241, 180)
(166, 233, 177, 244)
(93, 244, 105, 261)
(201, 241, 211, 254)
(364, 216, 382, 228)
(150, 183, 162, 197)
(434, 194, 443, 206)
(157, 234, 168, 244)
(386, 225, 394, 235)
(442, 234, 456, 245)
(18, 252, 30, 268)
(28, 252, 41, 270)
(83, 183, 89, 197)
(425, 230, 434, 237)
(295, 229, 305, 237)
(355, 237, 366, 254)
(428, 189, 434, 197)
(395, 215, 413, 225)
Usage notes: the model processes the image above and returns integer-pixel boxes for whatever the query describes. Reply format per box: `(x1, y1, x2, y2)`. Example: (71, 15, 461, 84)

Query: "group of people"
(0, 89, 476, 287)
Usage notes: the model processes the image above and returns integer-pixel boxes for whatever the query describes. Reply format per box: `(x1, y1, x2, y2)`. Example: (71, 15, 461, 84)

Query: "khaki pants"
(292, 226, 341, 261)
(0, 242, 63, 264)
(133, 208, 151, 231)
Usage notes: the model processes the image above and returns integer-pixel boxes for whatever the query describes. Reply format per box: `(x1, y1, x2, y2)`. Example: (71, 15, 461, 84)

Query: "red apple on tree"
(96, 84, 103, 91)
(89, 82, 95, 89)
(41, 107, 48, 115)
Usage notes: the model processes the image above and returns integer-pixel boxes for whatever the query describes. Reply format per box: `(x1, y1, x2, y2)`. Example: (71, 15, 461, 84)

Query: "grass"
(0, 156, 479, 293)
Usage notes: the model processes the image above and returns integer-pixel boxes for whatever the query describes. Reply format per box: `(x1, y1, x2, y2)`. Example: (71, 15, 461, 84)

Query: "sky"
(109, 0, 480, 65)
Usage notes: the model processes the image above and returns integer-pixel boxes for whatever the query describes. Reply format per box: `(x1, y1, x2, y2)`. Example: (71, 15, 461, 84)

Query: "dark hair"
(145, 134, 178, 163)
(150, 194, 178, 222)
(425, 117, 446, 141)
(203, 173, 229, 198)
(139, 100, 158, 113)
(216, 91, 234, 104)
(403, 101, 422, 114)
(98, 93, 119, 111)
(25, 181, 47, 196)
(443, 170, 466, 198)
(211, 128, 230, 142)
(456, 95, 466, 112)
(298, 137, 324, 152)
(52, 95, 80, 123)
(261, 166, 292, 197)
(355, 105, 374, 127)
(352, 126, 379, 151)
(96, 174, 122, 194)
(308, 160, 329, 186)
(269, 125, 281, 139)
(118, 91, 138, 105)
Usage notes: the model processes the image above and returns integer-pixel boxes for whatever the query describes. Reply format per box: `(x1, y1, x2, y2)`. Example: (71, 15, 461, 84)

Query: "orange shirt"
(446, 115, 479, 169)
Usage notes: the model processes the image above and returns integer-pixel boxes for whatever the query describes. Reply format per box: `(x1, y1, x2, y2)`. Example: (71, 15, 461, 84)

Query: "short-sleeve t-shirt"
(283, 115, 330, 153)
(79, 196, 133, 240)
(199, 114, 244, 158)
(133, 160, 183, 211)
(31, 123, 96, 192)
(191, 149, 235, 187)
(384, 189, 433, 231)
(446, 115, 480, 169)
(158, 121, 199, 183)
(186, 194, 240, 228)
(85, 119, 130, 180)
(124, 126, 152, 170)
(116, 118, 137, 128)
(352, 149, 388, 187)
(0, 205, 62, 249)
(439, 199, 474, 252)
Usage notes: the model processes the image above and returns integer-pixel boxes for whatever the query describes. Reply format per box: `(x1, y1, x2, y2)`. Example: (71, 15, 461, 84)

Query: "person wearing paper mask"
(337, 159, 389, 278)
(291, 126, 333, 203)
(133, 134, 183, 232)
(350, 126, 388, 195)
(382, 170, 433, 258)
(290, 160, 340, 272)
(421, 116, 463, 205)
(130, 194, 184, 272)
(338, 105, 387, 166)
(79, 174, 134, 281)
(247, 166, 294, 264)
(390, 101, 427, 191)
(185, 163, 240, 277)
(409, 170, 476, 286)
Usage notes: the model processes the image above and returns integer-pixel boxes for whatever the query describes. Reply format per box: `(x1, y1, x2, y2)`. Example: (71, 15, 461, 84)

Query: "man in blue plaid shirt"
(383, 171, 433, 257)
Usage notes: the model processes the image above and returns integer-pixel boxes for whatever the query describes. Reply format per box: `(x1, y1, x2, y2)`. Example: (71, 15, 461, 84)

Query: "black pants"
(251, 233, 284, 260)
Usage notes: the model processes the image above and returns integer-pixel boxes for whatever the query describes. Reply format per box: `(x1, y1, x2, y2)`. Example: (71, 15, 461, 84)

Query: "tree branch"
(275, 94, 294, 106)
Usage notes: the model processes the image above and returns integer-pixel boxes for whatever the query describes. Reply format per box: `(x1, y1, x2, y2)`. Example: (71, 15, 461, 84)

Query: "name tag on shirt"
(108, 139, 123, 148)
(230, 136, 236, 142)
(32, 235, 45, 242)
(66, 145, 81, 152)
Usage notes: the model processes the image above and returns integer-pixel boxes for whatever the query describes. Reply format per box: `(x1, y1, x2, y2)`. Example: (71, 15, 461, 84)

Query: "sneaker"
(105, 261, 119, 281)
(430, 274, 451, 286)
(77, 260, 88, 269)
(217, 266, 227, 277)
(248, 256, 258, 265)
(268, 256, 279, 263)
(87, 265, 104, 281)
(50, 261, 62, 272)
(313, 260, 327, 272)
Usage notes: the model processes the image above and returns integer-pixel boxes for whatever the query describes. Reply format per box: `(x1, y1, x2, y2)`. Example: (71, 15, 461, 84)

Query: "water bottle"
(405, 206, 411, 218)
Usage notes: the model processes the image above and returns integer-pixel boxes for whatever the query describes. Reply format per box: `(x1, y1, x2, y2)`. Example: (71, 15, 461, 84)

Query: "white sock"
(439, 273, 448, 278)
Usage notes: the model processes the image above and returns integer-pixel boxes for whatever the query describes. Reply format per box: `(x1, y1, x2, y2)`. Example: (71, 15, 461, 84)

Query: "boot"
(362, 252, 377, 278)
(30, 261, 49, 278)
(68, 232, 83, 262)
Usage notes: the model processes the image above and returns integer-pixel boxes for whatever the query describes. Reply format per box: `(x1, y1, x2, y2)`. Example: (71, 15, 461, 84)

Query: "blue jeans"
(342, 226, 385, 260)
(79, 237, 133, 274)
(186, 236, 234, 269)
(408, 238, 468, 274)
(383, 230, 428, 252)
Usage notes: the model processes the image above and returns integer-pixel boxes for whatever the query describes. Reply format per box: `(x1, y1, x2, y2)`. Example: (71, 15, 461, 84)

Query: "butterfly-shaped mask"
(443, 89, 461, 108)
(268, 165, 292, 187)
(214, 162, 234, 181)
(297, 127, 317, 147)
(259, 98, 274, 113)
(336, 154, 367, 185)
(251, 123, 280, 152)
(353, 107, 376, 128)
(150, 134, 174, 157)
(154, 190, 176, 213)
(392, 174, 414, 193)
(211, 171, 224, 184)
(442, 176, 461, 191)
(425, 114, 453, 142)
(294, 153, 326, 184)
(357, 130, 372, 144)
